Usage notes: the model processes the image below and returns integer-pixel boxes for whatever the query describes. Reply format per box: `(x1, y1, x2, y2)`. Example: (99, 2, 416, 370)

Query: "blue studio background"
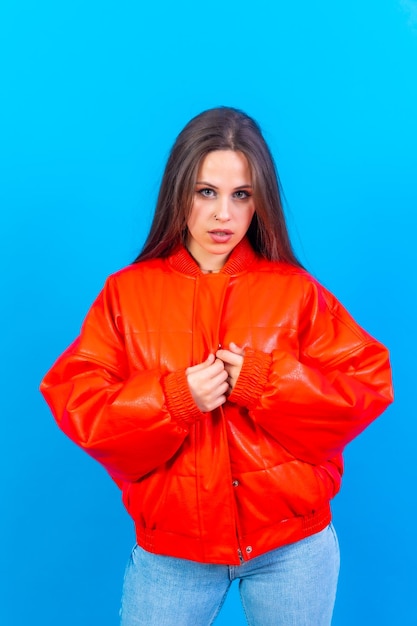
(1, 1, 416, 624)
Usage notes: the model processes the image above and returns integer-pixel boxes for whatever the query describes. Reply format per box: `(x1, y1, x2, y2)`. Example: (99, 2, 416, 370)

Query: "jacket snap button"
(245, 546, 252, 554)
(232, 480, 239, 487)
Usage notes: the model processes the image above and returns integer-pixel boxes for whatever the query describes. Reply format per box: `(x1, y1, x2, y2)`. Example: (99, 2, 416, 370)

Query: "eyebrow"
(195, 181, 253, 190)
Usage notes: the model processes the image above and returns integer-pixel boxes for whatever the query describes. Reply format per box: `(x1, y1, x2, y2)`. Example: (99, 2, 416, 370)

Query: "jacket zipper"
(218, 403, 246, 565)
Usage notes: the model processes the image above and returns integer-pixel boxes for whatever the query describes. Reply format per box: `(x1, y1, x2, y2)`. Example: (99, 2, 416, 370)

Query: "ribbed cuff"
(162, 369, 204, 425)
(228, 348, 272, 408)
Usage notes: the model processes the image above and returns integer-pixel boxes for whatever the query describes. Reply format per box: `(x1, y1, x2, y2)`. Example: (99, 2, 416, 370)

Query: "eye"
(197, 188, 216, 198)
(233, 190, 251, 200)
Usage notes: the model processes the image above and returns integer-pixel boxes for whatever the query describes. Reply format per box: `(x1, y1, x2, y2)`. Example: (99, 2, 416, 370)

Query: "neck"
(185, 247, 227, 274)
(199, 267, 221, 274)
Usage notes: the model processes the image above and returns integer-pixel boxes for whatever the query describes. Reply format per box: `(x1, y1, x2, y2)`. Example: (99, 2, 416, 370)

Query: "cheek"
(187, 200, 213, 230)
(243, 206, 256, 229)
(186, 205, 199, 232)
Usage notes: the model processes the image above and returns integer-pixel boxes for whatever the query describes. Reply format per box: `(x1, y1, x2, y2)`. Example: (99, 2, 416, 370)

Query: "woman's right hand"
(185, 354, 229, 412)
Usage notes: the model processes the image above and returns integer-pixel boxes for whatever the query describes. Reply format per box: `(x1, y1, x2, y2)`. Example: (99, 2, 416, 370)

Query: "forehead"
(197, 150, 252, 181)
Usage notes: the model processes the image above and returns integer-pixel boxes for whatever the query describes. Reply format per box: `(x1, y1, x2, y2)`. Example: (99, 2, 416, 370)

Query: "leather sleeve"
(40, 280, 202, 483)
(228, 280, 393, 464)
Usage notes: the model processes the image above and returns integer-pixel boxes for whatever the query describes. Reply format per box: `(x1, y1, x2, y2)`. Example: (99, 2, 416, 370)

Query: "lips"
(208, 230, 233, 243)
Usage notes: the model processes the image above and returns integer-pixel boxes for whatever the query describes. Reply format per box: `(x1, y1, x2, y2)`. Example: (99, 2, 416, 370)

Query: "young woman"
(41, 107, 393, 625)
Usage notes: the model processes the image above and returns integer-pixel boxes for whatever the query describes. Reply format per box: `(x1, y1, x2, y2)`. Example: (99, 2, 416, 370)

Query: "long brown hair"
(135, 107, 302, 266)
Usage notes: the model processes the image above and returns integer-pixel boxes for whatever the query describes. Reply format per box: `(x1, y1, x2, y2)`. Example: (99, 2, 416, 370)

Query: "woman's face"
(186, 150, 255, 271)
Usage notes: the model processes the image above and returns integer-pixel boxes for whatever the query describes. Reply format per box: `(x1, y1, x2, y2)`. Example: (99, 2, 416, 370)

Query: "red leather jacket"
(41, 239, 393, 565)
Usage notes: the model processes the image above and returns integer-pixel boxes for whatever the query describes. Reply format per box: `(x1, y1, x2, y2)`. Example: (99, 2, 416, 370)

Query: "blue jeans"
(120, 524, 340, 626)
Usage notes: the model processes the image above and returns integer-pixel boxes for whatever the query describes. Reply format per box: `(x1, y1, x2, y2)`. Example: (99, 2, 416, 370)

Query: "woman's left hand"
(216, 342, 245, 393)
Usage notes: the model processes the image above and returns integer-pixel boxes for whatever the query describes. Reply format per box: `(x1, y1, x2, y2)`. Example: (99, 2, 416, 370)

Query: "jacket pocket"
(242, 460, 331, 527)
(313, 458, 343, 500)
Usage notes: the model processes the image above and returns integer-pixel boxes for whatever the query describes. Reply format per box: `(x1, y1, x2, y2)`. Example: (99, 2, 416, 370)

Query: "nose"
(216, 196, 231, 221)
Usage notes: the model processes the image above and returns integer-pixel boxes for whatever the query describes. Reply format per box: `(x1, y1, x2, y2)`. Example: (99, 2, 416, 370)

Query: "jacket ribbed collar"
(167, 238, 258, 277)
